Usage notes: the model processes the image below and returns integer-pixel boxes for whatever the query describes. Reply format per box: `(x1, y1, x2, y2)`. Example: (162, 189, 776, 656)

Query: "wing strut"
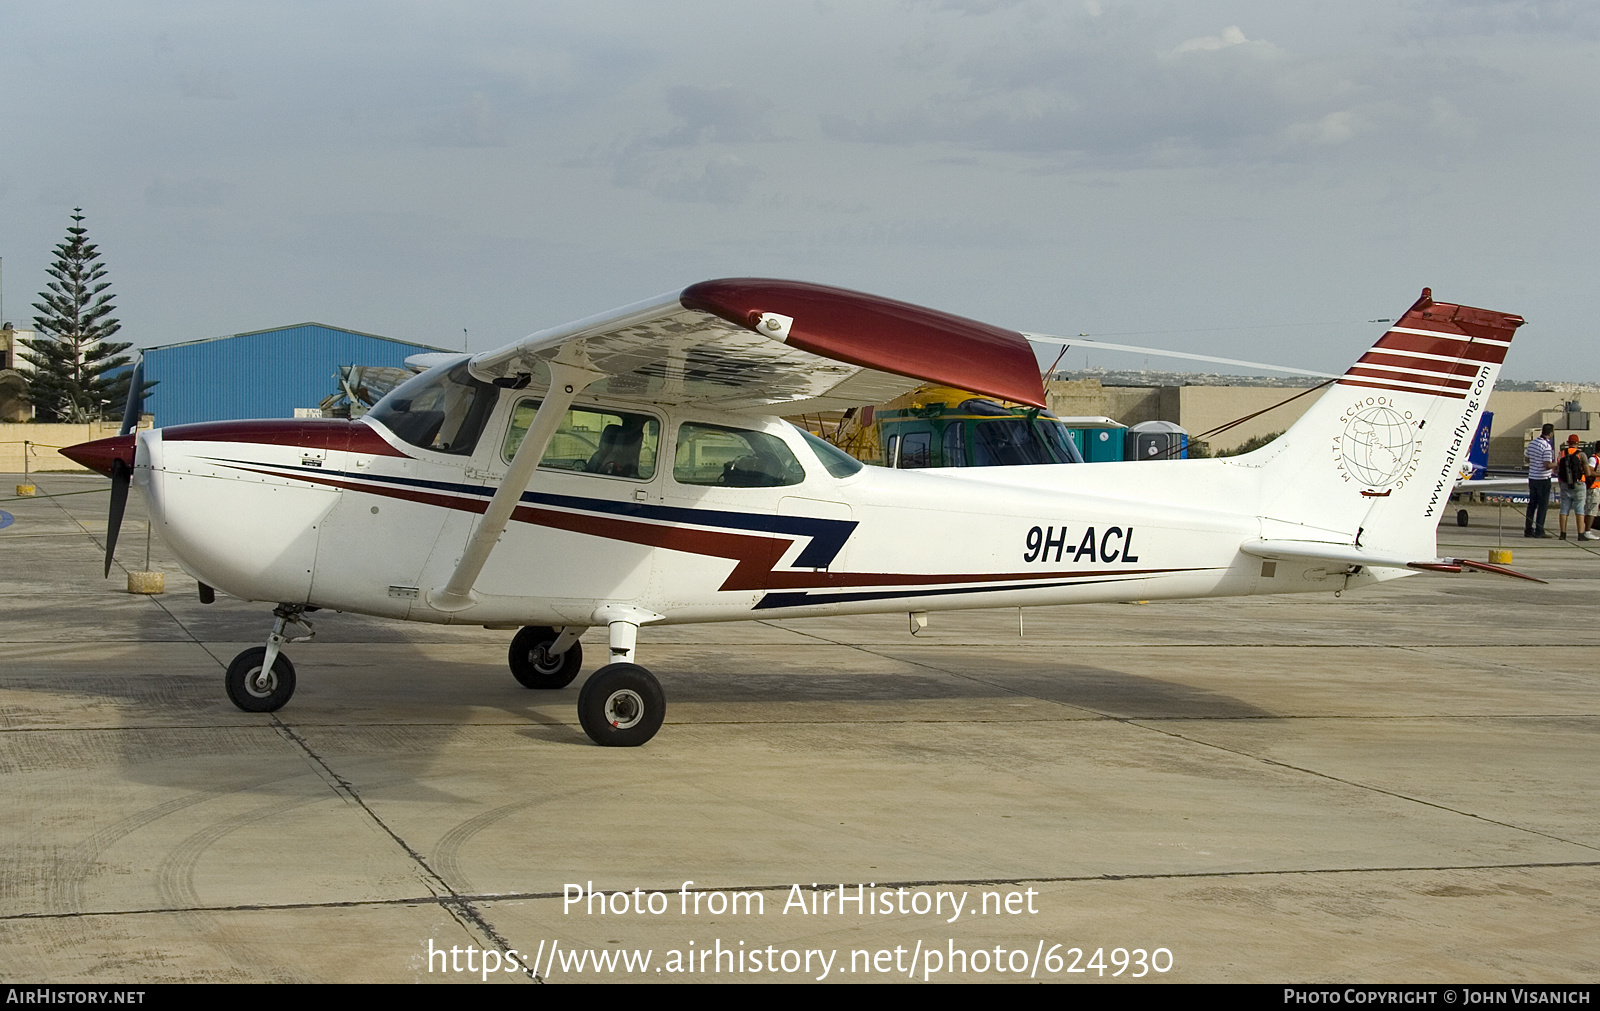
(427, 357, 605, 613)
(1024, 333, 1341, 379)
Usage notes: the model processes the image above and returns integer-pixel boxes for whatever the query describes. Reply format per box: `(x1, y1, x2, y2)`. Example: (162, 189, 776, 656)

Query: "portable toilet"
(1127, 420, 1189, 461)
(1056, 417, 1126, 462)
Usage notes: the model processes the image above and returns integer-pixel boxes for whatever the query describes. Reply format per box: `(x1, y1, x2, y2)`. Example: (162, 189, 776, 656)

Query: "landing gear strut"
(225, 604, 313, 713)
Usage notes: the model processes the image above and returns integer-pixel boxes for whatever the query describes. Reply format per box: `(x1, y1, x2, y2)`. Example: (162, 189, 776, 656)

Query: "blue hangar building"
(138, 323, 449, 427)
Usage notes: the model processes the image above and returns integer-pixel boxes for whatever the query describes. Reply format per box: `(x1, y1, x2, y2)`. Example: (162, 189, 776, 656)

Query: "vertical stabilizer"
(1254, 289, 1524, 558)
(1465, 411, 1493, 480)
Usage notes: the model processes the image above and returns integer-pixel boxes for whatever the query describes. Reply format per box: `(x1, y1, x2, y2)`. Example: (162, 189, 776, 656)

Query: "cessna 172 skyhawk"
(63, 279, 1536, 747)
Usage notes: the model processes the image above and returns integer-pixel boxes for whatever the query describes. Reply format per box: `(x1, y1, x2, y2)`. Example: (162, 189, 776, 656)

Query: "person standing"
(1584, 440, 1600, 541)
(1526, 423, 1555, 538)
(1555, 433, 1590, 539)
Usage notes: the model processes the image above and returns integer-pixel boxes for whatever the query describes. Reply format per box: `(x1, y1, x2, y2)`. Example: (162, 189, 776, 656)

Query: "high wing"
(464, 278, 1048, 413)
(429, 278, 1048, 613)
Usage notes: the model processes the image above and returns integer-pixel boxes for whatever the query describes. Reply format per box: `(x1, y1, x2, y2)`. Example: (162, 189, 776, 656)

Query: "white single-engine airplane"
(65, 280, 1538, 746)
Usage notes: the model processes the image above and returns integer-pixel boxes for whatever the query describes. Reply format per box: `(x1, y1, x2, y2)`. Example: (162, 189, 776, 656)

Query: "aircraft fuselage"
(133, 394, 1383, 631)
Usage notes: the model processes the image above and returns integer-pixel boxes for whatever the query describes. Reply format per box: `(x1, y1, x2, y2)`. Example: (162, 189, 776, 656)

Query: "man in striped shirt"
(1526, 423, 1555, 538)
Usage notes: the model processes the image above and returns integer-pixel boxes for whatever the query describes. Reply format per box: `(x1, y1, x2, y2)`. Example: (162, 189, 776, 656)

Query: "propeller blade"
(119, 359, 146, 437)
(105, 459, 130, 578)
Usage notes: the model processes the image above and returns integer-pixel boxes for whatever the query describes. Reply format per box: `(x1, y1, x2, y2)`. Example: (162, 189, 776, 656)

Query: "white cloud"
(1286, 109, 1364, 146)
(1175, 25, 1251, 53)
(651, 156, 765, 205)
(658, 85, 776, 147)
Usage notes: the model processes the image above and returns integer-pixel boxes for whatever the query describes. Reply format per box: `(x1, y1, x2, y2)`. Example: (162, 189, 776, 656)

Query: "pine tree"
(21, 209, 133, 423)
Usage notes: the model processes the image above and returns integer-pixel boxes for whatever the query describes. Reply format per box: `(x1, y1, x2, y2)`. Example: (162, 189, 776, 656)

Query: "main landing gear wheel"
(225, 647, 297, 713)
(509, 626, 583, 689)
(1457, 509, 1470, 527)
(577, 663, 664, 747)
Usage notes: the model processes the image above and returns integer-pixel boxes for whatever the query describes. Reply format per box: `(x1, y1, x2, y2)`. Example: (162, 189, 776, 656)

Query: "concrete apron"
(1, 475, 1595, 983)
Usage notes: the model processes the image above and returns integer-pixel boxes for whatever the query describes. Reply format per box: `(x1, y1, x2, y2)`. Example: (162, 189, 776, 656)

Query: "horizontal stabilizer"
(1241, 540, 1545, 583)
(1454, 558, 1547, 583)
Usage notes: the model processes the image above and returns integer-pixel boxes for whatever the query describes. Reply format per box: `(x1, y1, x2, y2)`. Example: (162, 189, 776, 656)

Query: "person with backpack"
(1555, 433, 1590, 540)
(1584, 440, 1600, 541)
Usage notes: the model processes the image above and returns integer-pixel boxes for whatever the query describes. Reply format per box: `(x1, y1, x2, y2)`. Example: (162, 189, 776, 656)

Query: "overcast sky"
(1, 1, 1595, 379)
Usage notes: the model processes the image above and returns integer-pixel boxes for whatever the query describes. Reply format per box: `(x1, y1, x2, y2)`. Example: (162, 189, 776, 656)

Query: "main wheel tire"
(577, 663, 664, 747)
(1457, 508, 1470, 527)
(509, 626, 583, 689)
(225, 647, 297, 713)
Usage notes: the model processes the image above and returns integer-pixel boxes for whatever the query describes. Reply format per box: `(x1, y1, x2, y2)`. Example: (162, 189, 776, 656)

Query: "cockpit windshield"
(368, 361, 498, 455)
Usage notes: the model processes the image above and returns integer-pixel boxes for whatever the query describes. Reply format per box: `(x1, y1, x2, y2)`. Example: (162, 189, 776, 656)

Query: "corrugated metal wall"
(140, 324, 446, 426)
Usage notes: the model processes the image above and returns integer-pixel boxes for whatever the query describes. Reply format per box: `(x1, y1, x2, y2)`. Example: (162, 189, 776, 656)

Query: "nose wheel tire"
(509, 626, 583, 689)
(225, 647, 297, 713)
(577, 663, 664, 747)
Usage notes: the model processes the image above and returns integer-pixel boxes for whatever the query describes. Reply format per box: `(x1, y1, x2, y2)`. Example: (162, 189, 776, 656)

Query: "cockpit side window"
(503, 400, 660, 480)
(369, 362, 497, 456)
(674, 423, 805, 487)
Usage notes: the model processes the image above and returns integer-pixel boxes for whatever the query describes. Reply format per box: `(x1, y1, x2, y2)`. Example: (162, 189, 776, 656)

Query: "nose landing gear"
(225, 647, 296, 712)
(225, 604, 314, 713)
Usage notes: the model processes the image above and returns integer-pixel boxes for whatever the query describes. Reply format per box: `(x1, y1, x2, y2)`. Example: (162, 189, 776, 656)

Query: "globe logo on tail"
(1337, 402, 1420, 489)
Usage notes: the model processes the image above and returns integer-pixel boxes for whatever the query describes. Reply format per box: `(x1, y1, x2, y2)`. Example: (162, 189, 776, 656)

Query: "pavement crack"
(8, 858, 1600, 922)
(1126, 719, 1600, 854)
(268, 717, 542, 982)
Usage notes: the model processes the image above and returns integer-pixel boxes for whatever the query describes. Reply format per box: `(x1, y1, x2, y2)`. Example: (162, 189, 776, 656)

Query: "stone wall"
(0, 423, 129, 472)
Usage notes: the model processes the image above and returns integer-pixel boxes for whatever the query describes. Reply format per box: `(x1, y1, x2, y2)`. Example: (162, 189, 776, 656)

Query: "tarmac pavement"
(1, 474, 1595, 983)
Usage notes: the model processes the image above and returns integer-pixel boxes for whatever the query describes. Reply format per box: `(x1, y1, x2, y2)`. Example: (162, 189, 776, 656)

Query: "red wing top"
(467, 278, 1047, 411)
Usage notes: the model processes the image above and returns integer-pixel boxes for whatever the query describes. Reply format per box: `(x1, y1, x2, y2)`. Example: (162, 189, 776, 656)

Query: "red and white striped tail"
(1256, 289, 1525, 559)
(1336, 288, 1522, 400)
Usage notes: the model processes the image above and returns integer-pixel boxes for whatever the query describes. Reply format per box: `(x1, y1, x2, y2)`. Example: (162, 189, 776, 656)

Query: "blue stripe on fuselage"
(206, 458, 858, 569)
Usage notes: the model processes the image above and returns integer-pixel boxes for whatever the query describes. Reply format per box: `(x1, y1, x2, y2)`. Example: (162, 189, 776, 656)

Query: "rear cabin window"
(795, 426, 864, 478)
(504, 400, 660, 480)
(674, 423, 805, 487)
